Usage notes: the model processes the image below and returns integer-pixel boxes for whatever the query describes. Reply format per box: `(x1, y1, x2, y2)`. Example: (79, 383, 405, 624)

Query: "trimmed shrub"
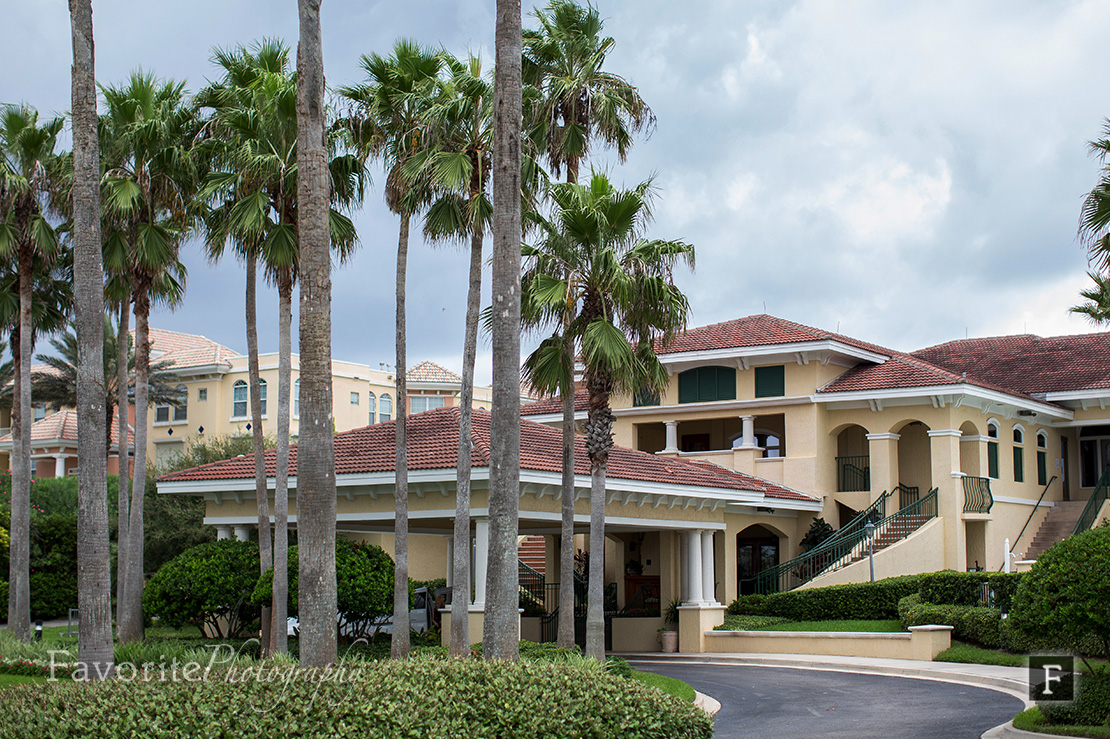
(1040, 670, 1110, 727)
(0, 658, 713, 739)
(898, 594, 1004, 648)
(1011, 525, 1110, 661)
(29, 572, 77, 621)
(716, 614, 791, 631)
(918, 571, 1024, 610)
(142, 540, 261, 638)
(728, 575, 928, 620)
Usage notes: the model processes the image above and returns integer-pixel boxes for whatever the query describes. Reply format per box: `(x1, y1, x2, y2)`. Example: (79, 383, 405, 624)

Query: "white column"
(701, 530, 716, 605)
(53, 454, 67, 478)
(739, 415, 757, 449)
(685, 529, 703, 605)
(233, 525, 250, 542)
(473, 517, 489, 608)
(663, 421, 679, 453)
(446, 535, 454, 587)
(679, 531, 689, 603)
(216, 525, 232, 541)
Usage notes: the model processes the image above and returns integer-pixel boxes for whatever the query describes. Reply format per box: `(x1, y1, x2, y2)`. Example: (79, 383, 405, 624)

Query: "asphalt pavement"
(635, 661, 1025, 739)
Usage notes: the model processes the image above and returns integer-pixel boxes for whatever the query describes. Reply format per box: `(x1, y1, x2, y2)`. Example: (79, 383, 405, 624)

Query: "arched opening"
(959, 421, 980, 477)
(834, 424, 870, 492)
(736, 524, 781, 595)
(896, 421, 932, 507)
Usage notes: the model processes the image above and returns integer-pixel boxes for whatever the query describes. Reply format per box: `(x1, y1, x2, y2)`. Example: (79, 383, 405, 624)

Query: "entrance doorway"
(737, 525, 780, 595)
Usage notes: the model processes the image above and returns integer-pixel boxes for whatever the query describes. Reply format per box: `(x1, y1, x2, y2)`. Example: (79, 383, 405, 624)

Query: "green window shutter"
(716, 366, 736, 401)
(1013, 447, 1024, 483)
(755, 365, 785, 398)
(987, 442, 999, 479)
(1037, 450, 1047, 486)
(678, 370, 698, 404)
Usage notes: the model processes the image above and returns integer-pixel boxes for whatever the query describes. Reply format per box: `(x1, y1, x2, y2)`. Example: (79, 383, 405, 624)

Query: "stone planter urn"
(659, 630, 678, 653)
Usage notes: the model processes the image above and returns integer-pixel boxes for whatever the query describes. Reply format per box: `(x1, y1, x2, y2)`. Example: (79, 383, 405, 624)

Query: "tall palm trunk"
(557, 339, 575, 649)
(583, 369, 614, 662)
(70, 0, 113, 676)
(245, 252, 272, 655)
(119, 287, 151, 643)
(484, 0, 523, 662)
(450, 227, 483, 656)
(8, 270, 30, 641)
(271, 271, 292, 655)
(115, 298, 130, 630)
(295, 0, 337, 669)
(391, 215, 410, 659)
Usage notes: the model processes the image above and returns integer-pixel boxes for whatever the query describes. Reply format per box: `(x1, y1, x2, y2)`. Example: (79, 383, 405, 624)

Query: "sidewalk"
(619, 651, 1033, 707)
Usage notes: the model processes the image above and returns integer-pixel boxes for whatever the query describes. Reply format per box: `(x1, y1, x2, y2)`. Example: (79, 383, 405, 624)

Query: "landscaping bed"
(1013, 706, 1110, 738)
(0, 656, 713, 739)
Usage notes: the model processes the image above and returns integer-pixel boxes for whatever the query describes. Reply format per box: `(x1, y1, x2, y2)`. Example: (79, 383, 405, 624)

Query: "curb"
(692, 690, 720, 716)
(981, 720, 1058, 739)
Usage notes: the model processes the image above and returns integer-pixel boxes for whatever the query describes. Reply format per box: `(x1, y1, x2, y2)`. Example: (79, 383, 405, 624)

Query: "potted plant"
(658, 598, 680, 653)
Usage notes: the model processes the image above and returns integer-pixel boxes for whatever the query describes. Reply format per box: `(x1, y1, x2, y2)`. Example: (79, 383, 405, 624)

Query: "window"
(1037, 432, 1048, 486)
(173, 385, 187, 421)
(33, 406, 45, 422)
(677, 366, 736, 403)
(410, 395, 446, 414)
(1013, 425, 1024, 483)
(380, 394, 393, 422)
(756, 432, 782, 458)
(155, 405, 170, 424)
(633, 386, 660, 407)
(367, 392, 376, 424)
(294, 379, 300, 418)
(351, 391, 359, 406)
(198, 388, 207, 402)
(232, 380, 248, 417)
(258, 379, 267, 415)
(987, 421, 999, 479)
(754, 365, 786, 398)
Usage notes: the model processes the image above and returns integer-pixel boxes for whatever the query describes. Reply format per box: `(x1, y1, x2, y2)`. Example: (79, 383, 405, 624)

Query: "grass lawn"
(0, 675, 47, 690)
(1013, 706, 1110, 738)
(935, 641, 1026, 667)
(632, 669, 696, 702)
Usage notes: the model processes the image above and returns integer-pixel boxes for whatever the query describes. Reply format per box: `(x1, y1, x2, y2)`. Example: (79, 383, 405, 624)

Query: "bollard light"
(34, 620, 43, 642)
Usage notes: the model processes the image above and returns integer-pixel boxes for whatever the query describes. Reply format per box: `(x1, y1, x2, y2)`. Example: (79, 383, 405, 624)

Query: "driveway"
(634, 661, 1024, 739)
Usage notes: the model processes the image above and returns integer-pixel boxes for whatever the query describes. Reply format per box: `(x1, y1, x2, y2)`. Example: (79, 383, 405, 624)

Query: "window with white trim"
(986, 421, 999, 479)
(350, 391, 359, 405)
(1012, 425, 1024, 483)
(380, 394, 393, 422)
(367, 392, 376, 424)
(294, 379, 300, 418)
(233, 380, 248, 418)
(409, 395, 446, 414)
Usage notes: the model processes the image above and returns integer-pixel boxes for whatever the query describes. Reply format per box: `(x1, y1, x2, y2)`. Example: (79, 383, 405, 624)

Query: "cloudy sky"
(5, 1, 1110, 384)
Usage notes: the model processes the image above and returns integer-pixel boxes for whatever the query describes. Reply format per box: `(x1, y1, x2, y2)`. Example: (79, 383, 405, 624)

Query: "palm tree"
(405, 51, 494, 657)
(1080, 121, 1110, 270)
(523, 0, 655, 650)
(199, 39, 364, 654)
(0, 103, 66, 642)
(100, 71, 198, 643)
(341, 40, 441, 660)
(484, 0, 525, 663)
(70, 0, 114, 680)
(522, 174, 693, 661)
(32, 317, 184, 452)
(295, 0, 337, 670)
(1070, 272, 1110, 325)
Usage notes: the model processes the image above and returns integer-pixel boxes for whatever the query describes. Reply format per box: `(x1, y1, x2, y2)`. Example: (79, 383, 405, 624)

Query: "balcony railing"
(1073, 468, 1110, 536)
(836, 455, 871, 492)
(962, 476, 994, 514)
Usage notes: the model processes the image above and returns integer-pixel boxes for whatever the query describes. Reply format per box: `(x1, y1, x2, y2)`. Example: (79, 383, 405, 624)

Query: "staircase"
(517, 535, 546, 575)
(847, 513, 934, 564)
(1022, 501, 1087, 560)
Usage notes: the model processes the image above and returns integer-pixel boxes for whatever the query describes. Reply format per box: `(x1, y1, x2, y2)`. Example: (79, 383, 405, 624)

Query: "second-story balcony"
(962, 475, 994, 514)
(836, 455, 871, 492)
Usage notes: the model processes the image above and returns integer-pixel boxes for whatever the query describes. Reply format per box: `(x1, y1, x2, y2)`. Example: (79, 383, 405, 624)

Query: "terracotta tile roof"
(912, 332, 1110, 394)
(520, 390, 589, 416)
(159, 406, 815, 502)
(139, 328, 239, 371)
(0, 409, 134, 448)
(657, 314, 892, 357)
(407, 360, 461, 384)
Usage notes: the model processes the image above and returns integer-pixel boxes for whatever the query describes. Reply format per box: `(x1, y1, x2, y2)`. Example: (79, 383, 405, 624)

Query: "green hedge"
(728, 575, 928, 620)
(918, 571, 1023, 610)
(1040, 670, 1110, 728)
(0, 658, 713, 739)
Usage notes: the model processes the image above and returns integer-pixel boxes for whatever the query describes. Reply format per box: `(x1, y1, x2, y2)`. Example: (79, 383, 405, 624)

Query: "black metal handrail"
(1073, 468, 1110, 536)
(1011, 476, 1057, 555)
(518, 558, 546, 599)
(963, 476, 994, 513)
(836, 455, 871, 492)
(895, 483, 920, 508)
